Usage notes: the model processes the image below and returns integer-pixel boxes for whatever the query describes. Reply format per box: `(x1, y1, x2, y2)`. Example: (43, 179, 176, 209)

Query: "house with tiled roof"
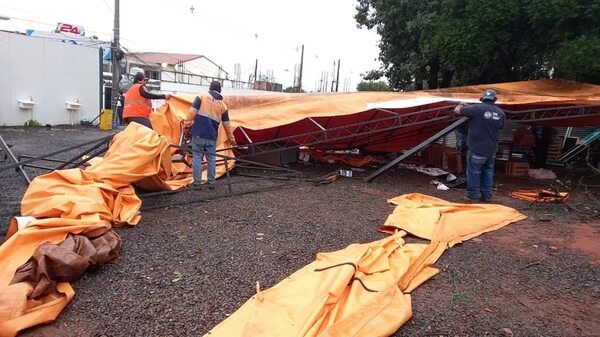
(123, 52, 229, 85)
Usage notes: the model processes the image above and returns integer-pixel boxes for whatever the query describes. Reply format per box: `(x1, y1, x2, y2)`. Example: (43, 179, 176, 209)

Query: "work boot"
(461, 196, 479, 204)
(190, 184, 202, 190)
(208, 184, 216, 190)
(481, 196, 492, 203)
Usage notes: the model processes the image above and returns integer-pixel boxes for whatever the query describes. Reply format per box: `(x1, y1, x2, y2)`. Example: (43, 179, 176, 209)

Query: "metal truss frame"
(505, 104, 600, 123)
(223, 105, 457, 158)
(139, 148, 303, 210)
(0, 135, 113, 184)
(222, 103, 600, 161)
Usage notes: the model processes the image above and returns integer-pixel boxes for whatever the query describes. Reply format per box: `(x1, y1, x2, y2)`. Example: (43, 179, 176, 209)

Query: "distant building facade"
(123, 52, 229, 86)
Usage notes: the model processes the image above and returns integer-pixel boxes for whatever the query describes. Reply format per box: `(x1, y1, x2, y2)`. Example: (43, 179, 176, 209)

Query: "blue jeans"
(466, 151, 495, 200)
(192, 137, 216, 186)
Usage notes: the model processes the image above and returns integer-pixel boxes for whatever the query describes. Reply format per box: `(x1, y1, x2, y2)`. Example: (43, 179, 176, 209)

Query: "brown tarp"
(10, 230, 122, 300)
(306, 150, 376, 168)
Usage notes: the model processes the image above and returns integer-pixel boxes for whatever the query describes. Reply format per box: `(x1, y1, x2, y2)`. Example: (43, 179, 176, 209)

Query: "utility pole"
(335, 59, 340, 92)
(292, 64, 297, 90)
(253, 58, 258, 89)
(298, 44, 304, 92)
(331, 60, 336, 92)
(111, 0, 120, 116)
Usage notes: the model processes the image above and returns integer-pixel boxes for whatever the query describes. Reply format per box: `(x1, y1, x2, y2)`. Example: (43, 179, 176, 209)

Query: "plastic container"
(100, 109, 113, 131)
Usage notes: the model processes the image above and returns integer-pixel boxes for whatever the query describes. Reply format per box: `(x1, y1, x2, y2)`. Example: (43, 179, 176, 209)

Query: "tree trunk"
(440, 70, 454, 88)
(427, 60, 440, 89)
(414, 78, 423, 90)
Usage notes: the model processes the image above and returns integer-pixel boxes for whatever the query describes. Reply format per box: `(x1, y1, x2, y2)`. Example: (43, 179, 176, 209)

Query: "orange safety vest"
(123, 83, 152, 119)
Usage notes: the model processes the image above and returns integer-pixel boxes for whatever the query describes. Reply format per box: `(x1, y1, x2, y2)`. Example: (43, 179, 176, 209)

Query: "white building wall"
(0, 31, 100, 126)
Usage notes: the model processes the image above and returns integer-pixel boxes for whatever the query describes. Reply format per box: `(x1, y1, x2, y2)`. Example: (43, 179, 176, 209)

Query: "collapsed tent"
(222, 79, 600, 154)
(204, 194, 526, 336)
(0, 78, 591, 335)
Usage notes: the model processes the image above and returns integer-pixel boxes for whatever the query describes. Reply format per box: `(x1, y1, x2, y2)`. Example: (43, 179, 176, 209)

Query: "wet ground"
(1, 127, 599, 337)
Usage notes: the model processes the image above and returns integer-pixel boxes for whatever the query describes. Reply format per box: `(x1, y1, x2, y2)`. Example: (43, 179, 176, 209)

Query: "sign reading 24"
(56, 23, 85, 36)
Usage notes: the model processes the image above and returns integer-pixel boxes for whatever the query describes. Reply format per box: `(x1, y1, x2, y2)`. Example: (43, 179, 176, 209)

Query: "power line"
(0, 15, 55, 27)
(101, 0, 113, 13)
(0, 4, 40, 15)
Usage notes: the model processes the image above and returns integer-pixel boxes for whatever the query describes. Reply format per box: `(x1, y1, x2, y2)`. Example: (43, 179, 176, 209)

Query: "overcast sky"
(0, 0, 382, 92)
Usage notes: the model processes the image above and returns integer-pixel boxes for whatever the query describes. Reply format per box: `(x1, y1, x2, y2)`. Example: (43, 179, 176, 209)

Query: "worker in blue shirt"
(184, 81, 237, 189)
(454, 89, 505, 202)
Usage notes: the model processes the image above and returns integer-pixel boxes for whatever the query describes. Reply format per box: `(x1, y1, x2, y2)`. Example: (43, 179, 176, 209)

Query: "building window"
(148, 70, 160, 80)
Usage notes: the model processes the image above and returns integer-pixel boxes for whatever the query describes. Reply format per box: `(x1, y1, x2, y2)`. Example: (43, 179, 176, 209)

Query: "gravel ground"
(2, 127, 599, 337)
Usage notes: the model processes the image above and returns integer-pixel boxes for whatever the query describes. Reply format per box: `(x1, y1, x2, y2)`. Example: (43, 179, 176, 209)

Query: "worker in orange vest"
(123, 72, 170, 129)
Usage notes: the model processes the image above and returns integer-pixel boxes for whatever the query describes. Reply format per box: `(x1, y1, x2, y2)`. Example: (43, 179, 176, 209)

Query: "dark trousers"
(124, 117, 153, 130)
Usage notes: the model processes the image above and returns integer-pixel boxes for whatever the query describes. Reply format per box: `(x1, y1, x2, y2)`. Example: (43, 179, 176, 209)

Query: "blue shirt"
(190, 90, 230, 141)
(460, 102, 505, 157)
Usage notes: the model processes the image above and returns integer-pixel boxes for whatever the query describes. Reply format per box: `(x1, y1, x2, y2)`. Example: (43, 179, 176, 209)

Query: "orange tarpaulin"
(0, 124, 169, 336)
(0, 94, 239, 335)
(0, 118, 232, 336)
(379, 193, 527, 247)
(204, 193, 526, 337)
(510, 189, 569, 203)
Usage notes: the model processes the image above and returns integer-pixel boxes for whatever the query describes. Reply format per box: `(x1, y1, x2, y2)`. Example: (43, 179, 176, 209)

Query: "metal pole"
(19, 155, 69, 164)
(224, 157, 232, 195)
(331, 60, 336, 92)
(0, 134, 31, 184)
(365, 116, 468, 182)
(21, 163, 56, 171)
(111, 0, 120, 118)
(67, 144, 109, 168)
(141, 182, 297, 211)
(253, 59, 258, 89)
(335, 59, 340, 92)
(298, 44, 304, 92)
(293, 64, 297, 92)
(55, 139, 109, 169)
(0, 135, 113, 173)
(99, 47, 103, 115)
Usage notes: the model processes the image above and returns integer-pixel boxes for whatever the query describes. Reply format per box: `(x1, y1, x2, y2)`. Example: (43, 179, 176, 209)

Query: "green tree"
(356, 80, 391, 91)
(283, 86, 306, 93)
(355, 0, 600, 90)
